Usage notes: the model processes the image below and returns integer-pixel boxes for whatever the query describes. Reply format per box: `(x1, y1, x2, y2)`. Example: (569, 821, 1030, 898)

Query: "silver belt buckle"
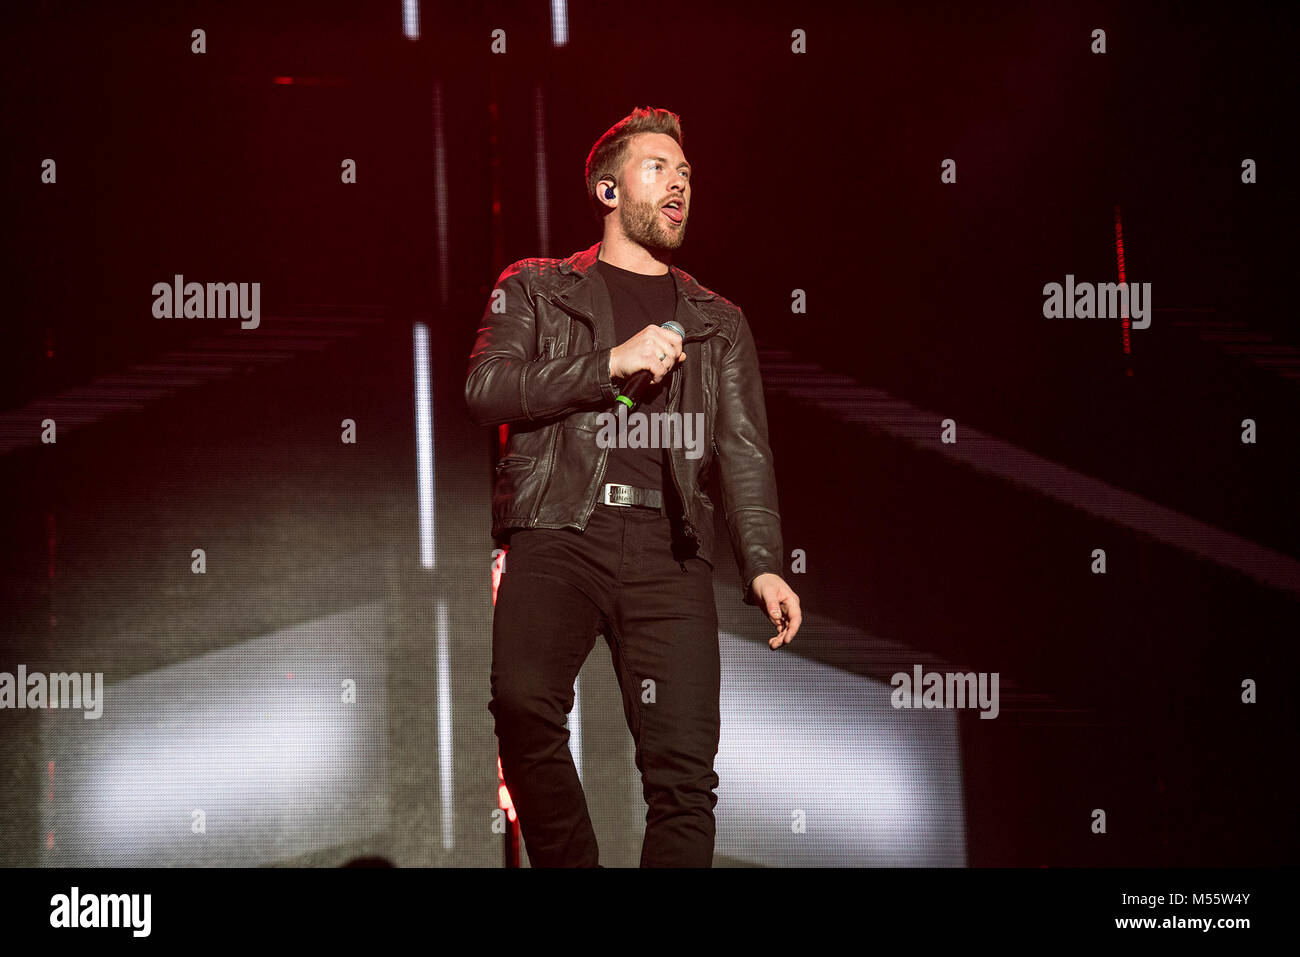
(603, 484, 634, 507)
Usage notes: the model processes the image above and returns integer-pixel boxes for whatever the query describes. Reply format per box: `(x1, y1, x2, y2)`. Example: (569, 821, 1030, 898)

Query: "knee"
(489, 679, 566, 730)
(643, 760, 720, 809)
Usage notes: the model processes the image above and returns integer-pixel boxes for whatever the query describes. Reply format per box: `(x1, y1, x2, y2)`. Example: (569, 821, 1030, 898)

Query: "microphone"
(615, 320, 685, 411)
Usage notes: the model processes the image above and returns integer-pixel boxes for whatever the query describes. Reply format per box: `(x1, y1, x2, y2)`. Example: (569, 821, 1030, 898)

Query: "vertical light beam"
(436, 600, 454, 850)
(551, 0, 569, 47)
(402, 0, 420, 40)
(413, 322, 435, 569)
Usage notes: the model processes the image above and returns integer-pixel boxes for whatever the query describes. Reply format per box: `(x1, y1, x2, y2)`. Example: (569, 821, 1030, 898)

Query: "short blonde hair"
(584, 106, 684, 220)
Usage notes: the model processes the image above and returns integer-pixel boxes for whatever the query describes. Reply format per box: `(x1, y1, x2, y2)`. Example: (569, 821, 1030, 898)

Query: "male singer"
(465, 106, 801, 867)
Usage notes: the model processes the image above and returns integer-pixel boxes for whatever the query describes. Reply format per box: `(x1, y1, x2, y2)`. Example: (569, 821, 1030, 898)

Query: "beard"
(620, 194, 687, 251)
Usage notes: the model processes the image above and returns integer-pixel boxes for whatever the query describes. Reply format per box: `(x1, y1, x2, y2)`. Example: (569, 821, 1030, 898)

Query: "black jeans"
(488, 501, 721, 867)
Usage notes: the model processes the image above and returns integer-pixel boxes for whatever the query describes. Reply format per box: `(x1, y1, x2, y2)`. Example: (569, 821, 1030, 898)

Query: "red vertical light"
(1114, 204, 1132, 362)
(496, 756, 516, 823)
(491, 546, 507, 607)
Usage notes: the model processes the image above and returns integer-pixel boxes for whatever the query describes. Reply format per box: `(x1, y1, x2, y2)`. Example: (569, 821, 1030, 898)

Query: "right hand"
(609, 325, 686, 384)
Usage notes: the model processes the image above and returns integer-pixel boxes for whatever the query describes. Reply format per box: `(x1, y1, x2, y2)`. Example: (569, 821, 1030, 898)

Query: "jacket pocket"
(495, 453, 536, 472)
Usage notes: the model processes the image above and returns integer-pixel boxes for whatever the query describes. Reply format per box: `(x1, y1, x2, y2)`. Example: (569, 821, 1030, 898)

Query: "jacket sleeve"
(465, 261, 620, 427)
(713, 309, 785, 606)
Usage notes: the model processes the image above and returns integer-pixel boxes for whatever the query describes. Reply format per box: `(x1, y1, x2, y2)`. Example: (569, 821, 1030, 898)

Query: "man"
(465, 106, 801, 867)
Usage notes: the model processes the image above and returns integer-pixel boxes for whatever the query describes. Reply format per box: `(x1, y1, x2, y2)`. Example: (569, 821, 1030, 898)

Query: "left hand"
(750, 574, 802, 649)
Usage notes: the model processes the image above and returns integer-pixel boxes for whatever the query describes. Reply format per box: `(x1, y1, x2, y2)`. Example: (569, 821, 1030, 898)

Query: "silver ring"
(658, 352, 666, 361)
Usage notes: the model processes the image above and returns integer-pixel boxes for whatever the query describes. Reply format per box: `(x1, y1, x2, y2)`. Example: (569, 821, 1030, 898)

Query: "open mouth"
(661, 202, 684, 224)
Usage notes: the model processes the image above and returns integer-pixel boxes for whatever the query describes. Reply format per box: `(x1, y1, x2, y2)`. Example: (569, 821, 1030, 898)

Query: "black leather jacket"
(465, 240, 783, 606)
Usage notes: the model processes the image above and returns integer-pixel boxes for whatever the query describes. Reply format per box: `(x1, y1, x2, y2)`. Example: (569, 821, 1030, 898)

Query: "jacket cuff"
(597, 346, 619, 404)
(516, 346, 620, 421)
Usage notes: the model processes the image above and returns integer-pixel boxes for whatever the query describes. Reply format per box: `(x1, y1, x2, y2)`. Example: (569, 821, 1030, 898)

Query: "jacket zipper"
(541, 289, 718, 535)
(666, 314, 698, 543)
(529, 319, 577, 524)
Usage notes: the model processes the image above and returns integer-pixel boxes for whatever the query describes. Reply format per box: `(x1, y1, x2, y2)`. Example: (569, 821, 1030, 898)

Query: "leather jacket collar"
(549, 241, 723, 351)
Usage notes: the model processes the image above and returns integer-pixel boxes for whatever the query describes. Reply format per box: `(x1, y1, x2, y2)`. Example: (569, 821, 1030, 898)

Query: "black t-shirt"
(596, 257, 677, 492)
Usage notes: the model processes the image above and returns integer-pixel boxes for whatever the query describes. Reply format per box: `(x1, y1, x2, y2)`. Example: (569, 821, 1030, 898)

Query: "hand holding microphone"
(609, 321, 685, 410)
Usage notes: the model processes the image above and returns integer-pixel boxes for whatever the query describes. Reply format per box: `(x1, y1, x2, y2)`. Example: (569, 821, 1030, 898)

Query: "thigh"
(610, 529, 720, 758)
(491, 529, 608, 710)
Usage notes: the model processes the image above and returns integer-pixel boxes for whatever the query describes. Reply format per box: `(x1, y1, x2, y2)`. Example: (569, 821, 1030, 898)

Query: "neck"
(597, 230, 671, 275)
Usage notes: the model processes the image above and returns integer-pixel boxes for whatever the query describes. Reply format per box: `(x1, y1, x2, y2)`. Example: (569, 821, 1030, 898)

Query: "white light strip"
(413, 322, 435, 569)
(551, 0, 568, 47)
(436, 600, 454, 850)
(402, 0, 420, 40)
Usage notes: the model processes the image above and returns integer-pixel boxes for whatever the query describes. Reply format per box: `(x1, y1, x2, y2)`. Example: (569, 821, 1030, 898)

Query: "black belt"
(601, 483, 663, 510)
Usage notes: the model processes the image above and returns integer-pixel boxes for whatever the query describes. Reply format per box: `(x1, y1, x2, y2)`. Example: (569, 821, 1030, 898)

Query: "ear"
(598, 179, 616, 207)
